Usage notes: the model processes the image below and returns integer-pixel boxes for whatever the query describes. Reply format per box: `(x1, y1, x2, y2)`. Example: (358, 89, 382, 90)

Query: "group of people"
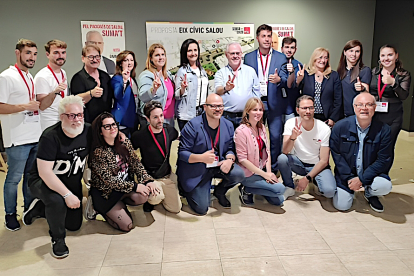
(0, 23, 411, 259)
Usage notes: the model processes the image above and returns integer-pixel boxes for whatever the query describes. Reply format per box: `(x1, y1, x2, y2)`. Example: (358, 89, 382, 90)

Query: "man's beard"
(20, 57, 35, 69)
(54, 58, 66, 66)
(62, 121, 84, 137)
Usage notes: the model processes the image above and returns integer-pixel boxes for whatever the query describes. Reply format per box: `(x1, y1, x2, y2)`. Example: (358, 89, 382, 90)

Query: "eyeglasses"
(63, 113, 84, 120)
(354, 103, 376, 109)
(102, 122, 119, 130)
(85, 55, 101, 61)
(298, 106, 315, 111)
(86, 41, 104, 45)
(205, 104, 225, 110)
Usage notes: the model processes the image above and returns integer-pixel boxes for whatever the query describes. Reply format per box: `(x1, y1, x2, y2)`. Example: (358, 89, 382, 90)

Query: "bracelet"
(89, 90, 93, 98)
(63, 192, 72, 198)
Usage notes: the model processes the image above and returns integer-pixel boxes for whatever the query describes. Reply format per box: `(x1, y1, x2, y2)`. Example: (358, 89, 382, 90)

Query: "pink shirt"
(234, 124, 270, 177)
(163, 78, 175, 119)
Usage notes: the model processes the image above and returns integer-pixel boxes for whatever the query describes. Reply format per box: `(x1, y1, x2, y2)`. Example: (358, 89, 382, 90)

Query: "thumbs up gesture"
(269, 68, 281, 84)
(287, 59, 294, 73)
(225, 75, 236, 91)
(354, 76, 363, 92)
(382, 71, 395, 86)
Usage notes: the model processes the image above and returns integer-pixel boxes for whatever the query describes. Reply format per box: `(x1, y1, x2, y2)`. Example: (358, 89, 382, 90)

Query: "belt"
(261, 96, 268, 102)
(223, 111, 243, 118)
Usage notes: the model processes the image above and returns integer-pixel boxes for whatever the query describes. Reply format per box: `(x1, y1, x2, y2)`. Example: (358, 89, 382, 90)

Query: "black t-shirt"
(203, 114, 220, 155)
(70, 67, 114, 123)
(29, 122, 91, 196)
(131, 124, 178, 177)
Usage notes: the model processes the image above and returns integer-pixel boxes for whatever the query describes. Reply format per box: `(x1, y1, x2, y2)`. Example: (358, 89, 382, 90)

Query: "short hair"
(115, 50, 137, 78)
(44, 39, 67, 53)
(307, 47, 332, 77)
(58, 95, 84, 115)
(296, 95, 315, 108)
(16, 38, 37, 51)
(225, 42, 241, 53)
(353, 92, 376, 105)
(86, 30, 101, 41)
(144, 101, 163, 118)
(241, 97, 264, 129)
(281, 36, 297, 47)
(82, 44, 101, 56)
(146, 43, 168, 79)
(256, 24, 272, 36)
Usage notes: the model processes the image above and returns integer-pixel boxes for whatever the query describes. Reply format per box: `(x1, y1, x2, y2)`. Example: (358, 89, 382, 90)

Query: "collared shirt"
(256, 50, 272, 84)
(214, 64, 260, 112)
(355, 117, 371, 175)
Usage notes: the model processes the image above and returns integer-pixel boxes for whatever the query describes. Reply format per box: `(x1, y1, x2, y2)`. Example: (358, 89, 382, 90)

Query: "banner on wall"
(80, 21, 125, 75)
(145, 22, 255, 79)
(268, 24, 295, 52)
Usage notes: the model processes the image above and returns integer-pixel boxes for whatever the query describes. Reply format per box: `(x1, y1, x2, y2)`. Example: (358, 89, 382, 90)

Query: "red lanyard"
(259, 51, 270, 79)
(129, 77, 133, 88)
(377, 74, 393, 101)
(14, 63, 34, 101)
(210, 125, 220, 151)
(47, 65, 65, 98)
(149, 126, 167, 158)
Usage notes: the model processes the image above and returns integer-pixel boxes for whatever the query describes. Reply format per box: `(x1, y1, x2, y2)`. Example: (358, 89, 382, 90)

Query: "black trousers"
(30, 179, 83, 239)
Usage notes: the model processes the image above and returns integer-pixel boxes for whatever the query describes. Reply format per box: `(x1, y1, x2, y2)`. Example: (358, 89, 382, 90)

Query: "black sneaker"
(51, 238, 69, 259)
(364, 194, 384, 213)
(5, 213, 20, 231)
(23, 198, 44, 226)
(213, 190, 231, 208)
(238, 185, 254, 205)
(143, 202, 155, 212)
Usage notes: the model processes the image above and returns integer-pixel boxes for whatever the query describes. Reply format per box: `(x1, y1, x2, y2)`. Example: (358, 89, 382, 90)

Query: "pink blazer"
(234, 124, 270, 177)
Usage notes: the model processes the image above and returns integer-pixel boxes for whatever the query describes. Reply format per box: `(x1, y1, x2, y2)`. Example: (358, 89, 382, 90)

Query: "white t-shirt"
(34, 66, 68, 130)
(0, 66, 42, 147)
(193, 67, 208, 106)
(283, 117, 331, 164)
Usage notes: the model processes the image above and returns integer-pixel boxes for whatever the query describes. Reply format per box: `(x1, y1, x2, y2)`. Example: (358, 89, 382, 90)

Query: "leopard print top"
(90, 138, 153, 199)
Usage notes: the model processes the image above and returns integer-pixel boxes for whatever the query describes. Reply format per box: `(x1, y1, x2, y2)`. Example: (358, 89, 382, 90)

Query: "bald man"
(85, 31, 115, 75)
(177, 94, 245, 214)
(330, 92, 393, 212)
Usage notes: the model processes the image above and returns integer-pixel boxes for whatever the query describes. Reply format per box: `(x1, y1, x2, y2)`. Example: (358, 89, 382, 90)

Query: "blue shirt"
(342, 66, 372, 117)
(214, 64, 260, 112)
(355, 117, 370, 175)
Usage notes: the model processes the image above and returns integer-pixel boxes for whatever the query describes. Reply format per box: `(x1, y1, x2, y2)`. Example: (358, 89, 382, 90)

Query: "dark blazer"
(244, 49, 288, 113)
(103, 56, 116, 75)
(283, 57, 302, 115)
(300, 70, 343, 122)
(329, 115, 392, 193)
(177, 114, 236, 192)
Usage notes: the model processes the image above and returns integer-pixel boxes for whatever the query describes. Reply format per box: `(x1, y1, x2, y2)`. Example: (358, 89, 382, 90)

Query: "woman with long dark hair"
(369, 45, 411, 149)
(337, 40, 372, 117)
(88, 112, 160, 232)
(175, 38, 210, 130)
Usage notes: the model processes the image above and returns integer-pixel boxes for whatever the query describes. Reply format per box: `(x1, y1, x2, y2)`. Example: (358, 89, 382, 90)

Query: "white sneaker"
(284, 186, 295, 200)
(84, 195, 97, 220)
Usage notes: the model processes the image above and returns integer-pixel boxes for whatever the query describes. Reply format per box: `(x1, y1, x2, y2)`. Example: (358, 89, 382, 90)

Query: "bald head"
(206, 93, 223, 104)
(353, 92, 375, 105)
(353, 92, 376, 123)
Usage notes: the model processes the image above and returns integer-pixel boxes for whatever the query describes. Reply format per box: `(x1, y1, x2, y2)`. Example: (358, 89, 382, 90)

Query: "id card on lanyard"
(47, 65, 65, 98)
(376, 76, 389, 112)
(15, 64, 39, 123)
(206, 124, 220, 168)
(259, 52, 270, 97)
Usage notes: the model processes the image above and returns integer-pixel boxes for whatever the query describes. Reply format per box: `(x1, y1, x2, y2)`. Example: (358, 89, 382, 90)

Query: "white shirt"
(192, 67, 208, 106)
(34, 66, 68, 131)
(283, 117, 331, 164)
(256, 50, 272, 96)
(0, 66, 42, 147)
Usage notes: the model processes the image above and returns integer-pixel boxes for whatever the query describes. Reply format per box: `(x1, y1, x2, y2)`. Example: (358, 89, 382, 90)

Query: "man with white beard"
(25, 95, 90, 259)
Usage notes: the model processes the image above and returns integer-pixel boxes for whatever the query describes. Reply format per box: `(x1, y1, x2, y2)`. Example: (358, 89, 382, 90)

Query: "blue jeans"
(268, 110, 283, 172)
(277, 154, 336, 198)
(4, 143, 38, 214)
(242, 174, 285, 206)
(184, 164, 245, 215)
(333, 176, 392, 211)
(222, 113, 242, 130)
(282, 113, 296, 125)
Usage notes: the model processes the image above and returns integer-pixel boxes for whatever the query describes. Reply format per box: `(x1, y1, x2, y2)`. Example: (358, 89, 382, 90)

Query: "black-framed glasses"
(102, 122, 119, 130)
(298, 106, 315, 111)
(354, 103, 376, 109)
(205, 104, 224, 110)
(86, 55, 101, 61)
(63, 113, 84, 120)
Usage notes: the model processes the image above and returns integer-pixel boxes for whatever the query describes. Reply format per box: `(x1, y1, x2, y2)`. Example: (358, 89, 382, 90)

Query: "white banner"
(269, 24, 295, 52)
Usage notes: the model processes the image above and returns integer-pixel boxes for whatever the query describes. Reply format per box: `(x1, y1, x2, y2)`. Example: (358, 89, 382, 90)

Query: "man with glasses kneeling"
(177, 94, 245, 215)
(330, 92, 392, 212)
(24, 96, 90, 259)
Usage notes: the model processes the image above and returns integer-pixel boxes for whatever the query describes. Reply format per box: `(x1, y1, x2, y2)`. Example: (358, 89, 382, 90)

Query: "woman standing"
(337, 40, 371, 117)
(111, 50, 139, 136)
(175, 39, 209, 130)
(234, 98, 285, 206)
(296, 47, 342, 126)
(89, 112, 160, 232)
(138, 44, 175, 126)
(369, 45, 411, 148)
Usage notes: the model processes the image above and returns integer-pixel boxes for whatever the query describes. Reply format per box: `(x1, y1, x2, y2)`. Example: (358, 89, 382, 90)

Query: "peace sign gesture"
(152, 71, 162, 93)
(291, 117, 302, 140)
(296, 63, 306, 84)
(225, 75, 236, 91)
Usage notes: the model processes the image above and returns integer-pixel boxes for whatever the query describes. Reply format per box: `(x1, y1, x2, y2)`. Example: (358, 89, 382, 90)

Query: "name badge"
(260, 81, 267, 96)
(206, 156, 219, 168)
(376, 102, 388, 112)
(281, 88, 287, 98)
(24, 110, 40, 123)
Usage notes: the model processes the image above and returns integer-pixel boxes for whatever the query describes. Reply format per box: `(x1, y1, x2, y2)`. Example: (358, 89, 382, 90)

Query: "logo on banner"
(244, 27, 250, 34)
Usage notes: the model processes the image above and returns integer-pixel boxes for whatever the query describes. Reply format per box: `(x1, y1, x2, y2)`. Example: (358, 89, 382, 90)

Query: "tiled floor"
(1, 132, 414, 275)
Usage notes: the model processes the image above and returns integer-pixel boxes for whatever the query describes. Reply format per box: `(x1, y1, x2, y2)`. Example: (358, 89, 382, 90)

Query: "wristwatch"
(305, 175, 312, 182)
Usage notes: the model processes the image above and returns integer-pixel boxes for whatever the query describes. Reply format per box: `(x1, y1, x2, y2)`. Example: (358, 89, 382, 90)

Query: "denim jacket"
(174, 64, 210, 121)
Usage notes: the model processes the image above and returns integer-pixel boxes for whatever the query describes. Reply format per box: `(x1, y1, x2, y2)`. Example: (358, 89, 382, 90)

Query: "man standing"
(244, 24, 288, 172)
(131, 101, 182, 213)
(177, 94, 245, 215)
(24, 95, 90, 258)
(330, 92, 392, 212)
(70, 45, 113, 123)
(0, 39, 42, 231)
(34, 39, 68, 131)
(215, 42, 260, 128)
(85, 30, 115, 75)
(278, 95, 336, 200)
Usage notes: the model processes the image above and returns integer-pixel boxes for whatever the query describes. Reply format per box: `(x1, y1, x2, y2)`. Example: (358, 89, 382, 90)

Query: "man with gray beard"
(25, 95, 90, 259)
